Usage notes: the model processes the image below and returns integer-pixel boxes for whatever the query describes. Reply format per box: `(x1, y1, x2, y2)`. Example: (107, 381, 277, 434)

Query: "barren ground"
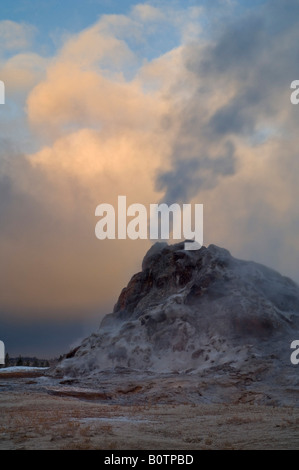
(0, 372, 299, 450)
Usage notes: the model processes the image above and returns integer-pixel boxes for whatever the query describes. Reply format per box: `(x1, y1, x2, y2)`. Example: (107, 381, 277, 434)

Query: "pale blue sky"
(0, 0, 267, 57)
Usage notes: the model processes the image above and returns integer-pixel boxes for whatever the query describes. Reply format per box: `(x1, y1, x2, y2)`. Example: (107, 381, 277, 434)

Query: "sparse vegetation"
(0, 388, 299, 450)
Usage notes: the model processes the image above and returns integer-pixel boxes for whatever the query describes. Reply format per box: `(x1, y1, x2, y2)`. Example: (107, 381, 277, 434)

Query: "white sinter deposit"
(53, 242, 299, 391)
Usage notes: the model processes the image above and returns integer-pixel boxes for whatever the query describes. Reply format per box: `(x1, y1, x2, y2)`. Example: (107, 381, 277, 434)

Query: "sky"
(0, 0, 299, 357)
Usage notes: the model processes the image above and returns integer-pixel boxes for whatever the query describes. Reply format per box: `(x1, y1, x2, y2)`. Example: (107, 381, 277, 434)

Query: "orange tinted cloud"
(0, 14, 175, 319)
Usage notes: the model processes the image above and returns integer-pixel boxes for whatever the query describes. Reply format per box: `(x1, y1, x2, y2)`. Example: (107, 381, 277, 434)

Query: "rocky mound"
(53, 242, 299, 385)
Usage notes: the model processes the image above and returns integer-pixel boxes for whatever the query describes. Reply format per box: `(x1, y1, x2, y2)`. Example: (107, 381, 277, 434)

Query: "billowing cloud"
(0, 20, 36, 53)
(0, 6, 177, 319)
(132, 4, 165, 22)
(0, 53, 48, 93)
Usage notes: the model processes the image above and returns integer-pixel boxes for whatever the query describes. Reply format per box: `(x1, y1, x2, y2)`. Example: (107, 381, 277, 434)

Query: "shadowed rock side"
(52, 243, 299, 390)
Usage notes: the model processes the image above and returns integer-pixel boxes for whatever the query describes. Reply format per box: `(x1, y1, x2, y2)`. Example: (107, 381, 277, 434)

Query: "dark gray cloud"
(208, 98, 255, 137)
(156, 0, 299, 203)
(156, 141, 236, 204)
(198, 15, 265, 75)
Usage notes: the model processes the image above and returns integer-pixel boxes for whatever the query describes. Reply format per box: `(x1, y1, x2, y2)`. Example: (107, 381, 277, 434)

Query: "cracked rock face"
(53, 242, 299, 379)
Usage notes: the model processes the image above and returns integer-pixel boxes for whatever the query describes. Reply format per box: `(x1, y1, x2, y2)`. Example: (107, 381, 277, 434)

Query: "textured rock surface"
(52, 242, 299, 393)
